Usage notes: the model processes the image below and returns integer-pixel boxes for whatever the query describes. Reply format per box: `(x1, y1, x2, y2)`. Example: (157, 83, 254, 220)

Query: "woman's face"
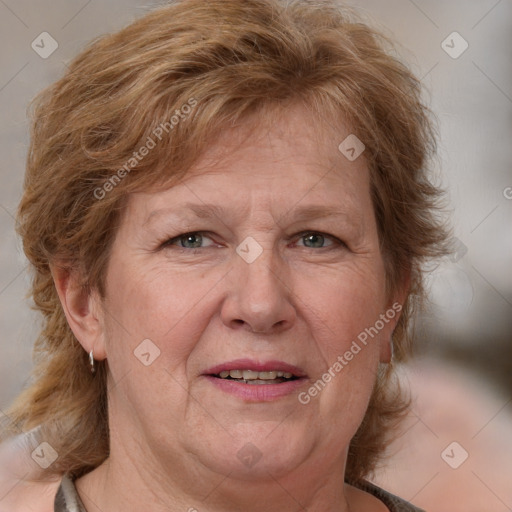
(97, 105, 403, 485)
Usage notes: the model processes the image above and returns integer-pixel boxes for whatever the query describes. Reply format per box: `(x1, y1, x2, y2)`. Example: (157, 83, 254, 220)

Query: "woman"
(1, 0, 448, 510)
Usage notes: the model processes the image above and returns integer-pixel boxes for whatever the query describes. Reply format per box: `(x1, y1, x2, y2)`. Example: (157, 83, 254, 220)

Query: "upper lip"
(204, 359, 307, 378)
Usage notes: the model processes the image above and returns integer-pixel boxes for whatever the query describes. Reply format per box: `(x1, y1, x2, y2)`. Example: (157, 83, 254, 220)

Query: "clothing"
(54, 474, 425, 511)
(354, 480, 425, 512)
(54, 475, 86, 512)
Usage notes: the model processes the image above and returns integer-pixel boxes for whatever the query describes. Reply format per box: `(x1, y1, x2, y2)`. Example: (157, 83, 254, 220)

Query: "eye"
(295, 231, 341, 249)
(162, 232, 216, 249)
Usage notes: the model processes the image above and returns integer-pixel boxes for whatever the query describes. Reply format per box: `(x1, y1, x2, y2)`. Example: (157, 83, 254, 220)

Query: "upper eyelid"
(293, 230, 338, 241)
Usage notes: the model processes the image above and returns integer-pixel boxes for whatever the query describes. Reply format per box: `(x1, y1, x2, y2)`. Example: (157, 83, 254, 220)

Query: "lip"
(204, 358, 307, 377)
(203, 358, 308, 402)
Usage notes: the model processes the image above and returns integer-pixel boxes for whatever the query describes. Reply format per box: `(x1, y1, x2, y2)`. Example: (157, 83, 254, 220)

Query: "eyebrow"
(144, 202, 359, 227)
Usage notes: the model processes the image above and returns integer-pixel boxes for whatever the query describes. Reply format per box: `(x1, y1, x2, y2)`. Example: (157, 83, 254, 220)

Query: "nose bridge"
(240, 245, 281, 301)
(222, 241, 296, 333)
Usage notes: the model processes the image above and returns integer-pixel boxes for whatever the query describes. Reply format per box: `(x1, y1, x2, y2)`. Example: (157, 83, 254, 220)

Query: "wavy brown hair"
(4, 0, 448, 483)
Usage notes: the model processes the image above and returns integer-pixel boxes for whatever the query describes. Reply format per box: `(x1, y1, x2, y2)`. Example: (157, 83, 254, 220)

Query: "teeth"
(218, 370, 295, 380)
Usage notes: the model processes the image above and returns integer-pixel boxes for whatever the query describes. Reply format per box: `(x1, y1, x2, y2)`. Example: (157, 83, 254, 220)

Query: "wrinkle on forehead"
(184, 101, 363, 180)
(123, 102, 371, 242)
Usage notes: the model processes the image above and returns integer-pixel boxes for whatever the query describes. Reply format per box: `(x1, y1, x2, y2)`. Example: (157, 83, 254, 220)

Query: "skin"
(51, 104, 407, 512)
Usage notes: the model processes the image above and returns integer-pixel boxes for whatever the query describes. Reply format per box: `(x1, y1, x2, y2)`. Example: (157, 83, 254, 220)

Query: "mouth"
(212, 369, 300, 385)
(203, 359, 307, 401)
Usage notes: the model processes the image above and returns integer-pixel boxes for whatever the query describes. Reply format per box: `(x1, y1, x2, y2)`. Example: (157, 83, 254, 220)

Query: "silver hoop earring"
(89, 350, 96, 374)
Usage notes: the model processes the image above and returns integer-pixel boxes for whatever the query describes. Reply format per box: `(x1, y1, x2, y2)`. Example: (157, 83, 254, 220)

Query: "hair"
(4, 0, 448, 483)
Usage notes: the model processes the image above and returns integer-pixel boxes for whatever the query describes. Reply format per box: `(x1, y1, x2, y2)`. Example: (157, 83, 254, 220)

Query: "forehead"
(188, 103, 359, 176)
(124, 103, 371, 223)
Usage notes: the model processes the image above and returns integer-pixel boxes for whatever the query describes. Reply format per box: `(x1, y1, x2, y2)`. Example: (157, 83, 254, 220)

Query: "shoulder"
(0, 469, 61, 512)
(0, 432, 62, 512)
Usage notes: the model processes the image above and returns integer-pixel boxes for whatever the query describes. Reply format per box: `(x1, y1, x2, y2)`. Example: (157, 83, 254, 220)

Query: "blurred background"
(0, 1, 510, 510)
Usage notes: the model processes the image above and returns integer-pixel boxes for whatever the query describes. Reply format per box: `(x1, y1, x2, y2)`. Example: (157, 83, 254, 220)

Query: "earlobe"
(50, 264, 107, 361)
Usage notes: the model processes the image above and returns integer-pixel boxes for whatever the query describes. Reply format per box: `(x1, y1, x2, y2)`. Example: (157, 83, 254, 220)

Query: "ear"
(50, 264, 107, 361)
(379, 269, 411, 363)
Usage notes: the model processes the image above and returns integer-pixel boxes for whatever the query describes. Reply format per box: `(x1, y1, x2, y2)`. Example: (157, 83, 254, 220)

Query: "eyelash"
(160, 231, 346, 251)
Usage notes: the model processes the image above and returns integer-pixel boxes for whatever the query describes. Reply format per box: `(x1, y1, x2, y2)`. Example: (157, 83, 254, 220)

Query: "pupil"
(183, 234, 202, 248)
(305, 233, 324, 248)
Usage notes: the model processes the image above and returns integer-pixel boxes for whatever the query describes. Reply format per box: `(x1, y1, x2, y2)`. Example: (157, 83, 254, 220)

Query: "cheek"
(297, 261, 387, 415)
(100, 262, 217, 430)
(299, 261, 387, 348)
(102, 259, 221, 371)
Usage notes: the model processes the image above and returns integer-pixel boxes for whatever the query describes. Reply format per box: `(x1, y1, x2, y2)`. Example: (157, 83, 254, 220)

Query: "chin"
(189, 426, 314, 481)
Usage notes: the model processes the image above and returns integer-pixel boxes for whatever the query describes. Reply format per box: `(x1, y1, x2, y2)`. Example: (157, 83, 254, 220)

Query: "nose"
(220, 247, 297, 335)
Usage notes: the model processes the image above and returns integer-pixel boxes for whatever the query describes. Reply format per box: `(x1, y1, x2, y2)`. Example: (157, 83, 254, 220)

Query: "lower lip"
(204, 376, 307, 402)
